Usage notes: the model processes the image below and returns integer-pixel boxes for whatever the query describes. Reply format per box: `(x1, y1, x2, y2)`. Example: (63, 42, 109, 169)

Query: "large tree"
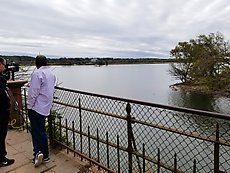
(170, 32, 230, 91)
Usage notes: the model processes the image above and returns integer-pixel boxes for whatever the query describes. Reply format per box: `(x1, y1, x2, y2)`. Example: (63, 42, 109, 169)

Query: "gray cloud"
(0, 0, 230, 58)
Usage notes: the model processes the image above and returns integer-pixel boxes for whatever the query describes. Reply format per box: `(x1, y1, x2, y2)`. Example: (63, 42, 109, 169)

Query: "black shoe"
(43, 157, 50, 163)
(0, 158, 15, 167)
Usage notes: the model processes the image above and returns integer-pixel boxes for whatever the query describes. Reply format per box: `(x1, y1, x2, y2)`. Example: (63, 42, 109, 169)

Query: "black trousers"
(0, 110, 10, 161)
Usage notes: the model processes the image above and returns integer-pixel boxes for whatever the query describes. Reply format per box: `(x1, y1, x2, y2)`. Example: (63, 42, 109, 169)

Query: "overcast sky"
(0, 0, 230, 58)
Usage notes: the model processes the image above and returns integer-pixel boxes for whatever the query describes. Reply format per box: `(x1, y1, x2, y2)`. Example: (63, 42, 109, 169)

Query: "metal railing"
(24, 86, 230, 173)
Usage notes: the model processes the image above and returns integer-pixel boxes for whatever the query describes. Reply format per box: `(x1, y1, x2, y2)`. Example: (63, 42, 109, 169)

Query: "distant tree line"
(0, 55, 176, 66)
(169, 32, 230, 93)
(0, 55, 35, 66)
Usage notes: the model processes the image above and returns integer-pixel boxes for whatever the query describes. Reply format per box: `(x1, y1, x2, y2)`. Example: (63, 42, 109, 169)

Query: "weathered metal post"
(214, 123, 219, 173)
(126, 103, 133, 173)
(79, 98, 83, 161)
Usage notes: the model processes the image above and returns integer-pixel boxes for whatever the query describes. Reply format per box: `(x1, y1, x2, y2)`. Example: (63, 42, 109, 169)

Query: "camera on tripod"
(3, 61, 20, 81)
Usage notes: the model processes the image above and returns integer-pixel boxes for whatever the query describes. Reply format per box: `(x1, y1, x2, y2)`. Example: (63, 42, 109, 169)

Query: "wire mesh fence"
(43, 86, 229, 172)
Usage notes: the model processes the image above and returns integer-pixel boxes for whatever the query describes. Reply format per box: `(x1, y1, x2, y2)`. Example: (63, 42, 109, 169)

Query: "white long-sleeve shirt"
(27, 66, 56, 116)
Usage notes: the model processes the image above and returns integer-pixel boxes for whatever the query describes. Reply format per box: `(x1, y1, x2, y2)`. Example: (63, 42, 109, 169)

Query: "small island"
(169, 32, 230, 97)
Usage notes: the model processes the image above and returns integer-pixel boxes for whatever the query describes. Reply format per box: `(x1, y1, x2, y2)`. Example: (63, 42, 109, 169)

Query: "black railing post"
(143, 144, 145, 173)
(72, 121, 76, 157)
(79, 98, 83, 161)
(88, 126, 91, 165)
(65, 119, 69, 154)
(157, 148, 160, 173)
(106, 131, 110, 169)
(97, 128, 100, 170)
(131, 127, 142, 172)
(174, 153, 177, 173)
(126, 103, 133, 173)
(214, 123, 220, 173)
(193, 159, 196, 173)
(117, 135, 120, 173)
(58, 116, 62, 142)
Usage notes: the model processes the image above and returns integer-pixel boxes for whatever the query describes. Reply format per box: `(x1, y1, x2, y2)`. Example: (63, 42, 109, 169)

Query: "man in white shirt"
(27, 55, 56, 167)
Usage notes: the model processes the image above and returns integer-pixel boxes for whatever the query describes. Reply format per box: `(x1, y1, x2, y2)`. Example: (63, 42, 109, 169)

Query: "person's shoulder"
(32, 68, 40, 75)
(39, 67, 54, 76)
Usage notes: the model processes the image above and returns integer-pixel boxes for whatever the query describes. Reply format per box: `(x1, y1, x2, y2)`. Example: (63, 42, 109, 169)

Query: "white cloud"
(0, 0, 230, 58)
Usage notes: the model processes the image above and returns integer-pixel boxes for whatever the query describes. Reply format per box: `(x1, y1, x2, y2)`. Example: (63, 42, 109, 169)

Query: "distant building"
(91, 58, 98, 63)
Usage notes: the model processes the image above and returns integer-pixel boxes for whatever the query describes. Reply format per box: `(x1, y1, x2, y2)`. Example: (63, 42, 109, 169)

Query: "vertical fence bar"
(143, 144, 145, 173)
(131, 129, 142, 172)
(59, 117, 62, 140)
(126, 103, 133, 173)
(79, 98, 83, 161)
(58, 116, 62, 149)
(214, 123, 220, 173)
(72, 121, 76, 157)
(65, 119, 69, 154)
(193, 159, 196, 173)
(117, 135, 120, 173)
(106, 132, 110, 169)
(174, 153, 177, 173)
(97, 128, 100, 170)
(88, 126, 91, 165)
(157, 148, 160, 173)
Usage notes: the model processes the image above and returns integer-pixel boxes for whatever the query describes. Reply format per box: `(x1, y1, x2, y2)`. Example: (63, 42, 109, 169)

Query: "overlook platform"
(1, 130, 104, 173)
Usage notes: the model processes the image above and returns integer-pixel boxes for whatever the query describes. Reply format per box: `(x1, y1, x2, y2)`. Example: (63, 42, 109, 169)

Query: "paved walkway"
(1, 129, 99, 173)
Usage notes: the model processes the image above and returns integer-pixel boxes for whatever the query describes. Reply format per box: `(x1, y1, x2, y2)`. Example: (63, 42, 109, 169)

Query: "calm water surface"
(51, 64, 230, 114)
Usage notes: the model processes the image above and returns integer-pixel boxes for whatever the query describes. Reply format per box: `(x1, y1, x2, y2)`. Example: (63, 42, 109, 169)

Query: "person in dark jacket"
(0, 57, 15, 167)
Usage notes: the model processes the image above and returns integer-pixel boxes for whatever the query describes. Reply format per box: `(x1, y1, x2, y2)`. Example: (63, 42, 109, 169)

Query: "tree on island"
(169, 32, 230, 93)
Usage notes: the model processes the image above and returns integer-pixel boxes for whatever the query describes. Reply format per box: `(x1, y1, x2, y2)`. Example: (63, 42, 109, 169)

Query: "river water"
(50, 64, 230, 114)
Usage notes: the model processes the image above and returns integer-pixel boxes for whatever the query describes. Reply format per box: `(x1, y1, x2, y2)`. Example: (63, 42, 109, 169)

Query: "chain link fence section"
(51, 86, 230, 173)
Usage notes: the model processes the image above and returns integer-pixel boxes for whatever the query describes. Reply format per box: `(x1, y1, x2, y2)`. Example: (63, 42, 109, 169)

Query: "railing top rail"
(55, 86, 230, 120)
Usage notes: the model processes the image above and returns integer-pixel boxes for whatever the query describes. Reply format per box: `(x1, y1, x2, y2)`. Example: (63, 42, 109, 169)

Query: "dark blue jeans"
(28, 109, 49, 159)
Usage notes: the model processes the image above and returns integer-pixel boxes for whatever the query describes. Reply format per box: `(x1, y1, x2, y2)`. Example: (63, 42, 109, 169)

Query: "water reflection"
(168, 90, 217, 112)
(213, 97, 230, 114)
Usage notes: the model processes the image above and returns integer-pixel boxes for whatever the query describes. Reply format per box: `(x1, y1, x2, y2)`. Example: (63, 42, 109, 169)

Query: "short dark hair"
(35, 55, 47, 68)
